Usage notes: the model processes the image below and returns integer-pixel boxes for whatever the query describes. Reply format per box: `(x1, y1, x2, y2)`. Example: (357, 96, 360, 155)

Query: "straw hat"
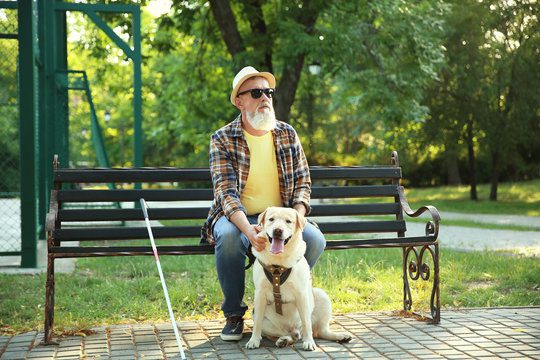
(230, 66, 276, 105)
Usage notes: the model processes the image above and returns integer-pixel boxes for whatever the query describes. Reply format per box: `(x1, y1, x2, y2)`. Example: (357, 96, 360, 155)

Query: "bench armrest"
(46, 211, 57, 233)
(46, 189, 59, 233)
(398, 186, 440, 239)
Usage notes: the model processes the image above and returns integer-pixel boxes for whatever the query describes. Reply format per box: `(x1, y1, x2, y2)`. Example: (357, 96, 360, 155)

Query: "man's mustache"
(257, 102, 272, 110)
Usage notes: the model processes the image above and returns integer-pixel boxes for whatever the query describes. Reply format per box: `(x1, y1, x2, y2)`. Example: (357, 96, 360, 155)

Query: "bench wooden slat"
(50, 245, 215, 257)
(58, 189, 214, 202)
(54, 166, 402, 183)
(325, 235, 436, 249)
(58, 207, 210, 221)
(310, 166, 401, 179)
(55, 168, 212, 182)
(311, 185, 398, 198)
(54, 220, 405, 241)
(310, 203, 399, 216)
(57, 185, 399, 203)
(54, 226, 202, 241)
(57, 203, 400, 222)
(317, 220, 405, 233)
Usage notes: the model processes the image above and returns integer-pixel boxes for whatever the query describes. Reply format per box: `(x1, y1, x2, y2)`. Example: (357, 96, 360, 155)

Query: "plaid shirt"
(201, 115, 311, 244)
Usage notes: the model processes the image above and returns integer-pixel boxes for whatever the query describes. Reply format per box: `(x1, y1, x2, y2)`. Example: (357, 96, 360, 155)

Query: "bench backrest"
(50, 163, 405, 245)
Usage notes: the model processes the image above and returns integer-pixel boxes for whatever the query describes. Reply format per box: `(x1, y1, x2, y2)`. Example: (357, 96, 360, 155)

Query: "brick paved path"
(1, 308, 539, 359)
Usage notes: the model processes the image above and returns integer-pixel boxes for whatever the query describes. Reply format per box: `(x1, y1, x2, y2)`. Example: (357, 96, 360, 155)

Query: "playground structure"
(0, 0, 143, 267)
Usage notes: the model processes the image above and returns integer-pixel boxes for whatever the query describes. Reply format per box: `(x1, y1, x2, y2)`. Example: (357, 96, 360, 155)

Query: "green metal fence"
(0, 1, 143, 266)
(0, 2, 20, 256)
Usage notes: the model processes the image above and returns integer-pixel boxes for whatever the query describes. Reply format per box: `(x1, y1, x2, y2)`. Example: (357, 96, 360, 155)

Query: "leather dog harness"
(258, 260, 291, 315)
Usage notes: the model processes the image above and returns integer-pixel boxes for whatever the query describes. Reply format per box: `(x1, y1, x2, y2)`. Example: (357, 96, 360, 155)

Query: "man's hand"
(246, 224, 266, 252)
(230, 211, 267, 252)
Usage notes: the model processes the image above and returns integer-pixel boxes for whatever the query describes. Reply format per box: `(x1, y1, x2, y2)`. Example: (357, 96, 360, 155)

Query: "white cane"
(140, 199, 186, 360)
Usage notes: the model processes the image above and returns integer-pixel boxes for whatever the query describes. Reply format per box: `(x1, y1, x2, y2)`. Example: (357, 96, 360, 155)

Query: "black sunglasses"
(237, 88, 275, 99)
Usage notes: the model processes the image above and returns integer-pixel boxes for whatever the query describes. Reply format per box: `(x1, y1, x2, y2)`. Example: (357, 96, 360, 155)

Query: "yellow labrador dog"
(246, 207, 352, 351)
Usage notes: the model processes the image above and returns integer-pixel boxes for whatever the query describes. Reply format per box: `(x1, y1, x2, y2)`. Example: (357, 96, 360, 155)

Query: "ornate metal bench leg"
(402, 244, 440, 324)
(403, 247, 413, 313)
(42, 253, 57, 345)
(432, 243, 441, 323)
(403, 247, 412, 312)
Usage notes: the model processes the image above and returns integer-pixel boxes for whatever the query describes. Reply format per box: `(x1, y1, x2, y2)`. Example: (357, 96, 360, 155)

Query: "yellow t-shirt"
(241, 130, 283, 215)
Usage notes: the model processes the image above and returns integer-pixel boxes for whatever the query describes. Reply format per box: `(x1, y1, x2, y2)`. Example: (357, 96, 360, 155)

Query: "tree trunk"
(209, 0, 245, 65)
(244, 0, 273, 72)
(274, 56, 305, 121)
(466, 117, 478, 200)
(274, 0, 320, 120)
(489, 149, 499, 201)
(446, 150, 461, 185)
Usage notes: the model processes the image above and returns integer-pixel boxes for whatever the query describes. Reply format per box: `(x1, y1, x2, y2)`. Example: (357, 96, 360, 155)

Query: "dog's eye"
(286, 220, 292, 224)
(268, 217, 274, 222)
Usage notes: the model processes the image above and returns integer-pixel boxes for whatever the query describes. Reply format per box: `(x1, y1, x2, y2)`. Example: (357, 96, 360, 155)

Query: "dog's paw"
(276, 336, 293, 348)
(336, 333, 352, 344)
(276, 338, 288, 348)
(303, 339, 316, 351)
(245, 336, 261, 349)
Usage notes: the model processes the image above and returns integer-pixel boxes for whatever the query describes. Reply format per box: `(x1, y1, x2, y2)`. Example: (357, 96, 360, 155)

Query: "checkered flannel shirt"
(201, 115, 311, 244)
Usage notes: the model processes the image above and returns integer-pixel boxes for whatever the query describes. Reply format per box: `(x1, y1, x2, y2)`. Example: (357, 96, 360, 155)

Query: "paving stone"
(220, 353, 249, 359)
(509, 343, 537, 351)
(0, 353, 27, 360)
(522, 350, 540, 356)
(495, 352, 528, 358)
(109, 343, 135, 351)
(26, 348, 56, 358)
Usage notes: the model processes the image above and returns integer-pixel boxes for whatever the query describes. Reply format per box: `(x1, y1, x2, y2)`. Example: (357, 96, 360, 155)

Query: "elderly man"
(201, 66, 326, 341)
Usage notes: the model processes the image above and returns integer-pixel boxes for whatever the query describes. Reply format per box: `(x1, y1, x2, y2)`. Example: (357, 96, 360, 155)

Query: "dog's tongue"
(270, 238, 285, 254)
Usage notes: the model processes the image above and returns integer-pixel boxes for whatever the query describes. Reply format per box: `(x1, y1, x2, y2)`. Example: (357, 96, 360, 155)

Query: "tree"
(422, 0, 540, 199)
(479, 0, 540, 200)
(422, 0, 489, 198)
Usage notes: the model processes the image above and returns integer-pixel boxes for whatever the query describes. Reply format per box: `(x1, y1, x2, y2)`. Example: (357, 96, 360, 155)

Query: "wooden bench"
(44, 151, 441, 344)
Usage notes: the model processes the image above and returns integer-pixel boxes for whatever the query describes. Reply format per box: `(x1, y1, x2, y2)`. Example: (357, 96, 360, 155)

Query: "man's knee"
(214, 216, 246, 258)
(303, 222, 326, 268)
(304, 222, 326, 250)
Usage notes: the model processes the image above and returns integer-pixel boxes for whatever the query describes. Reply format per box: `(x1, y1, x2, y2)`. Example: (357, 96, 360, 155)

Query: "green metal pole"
(133, 8, 143, 168)
(37, 0, 46, 243)
(55, 4, 69, 169)
(18, 0, 39, 268)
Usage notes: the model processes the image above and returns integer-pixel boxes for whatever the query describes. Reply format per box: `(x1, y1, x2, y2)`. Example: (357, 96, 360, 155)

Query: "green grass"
(1, 246, 539, 335)
(403, 179, 540, 216)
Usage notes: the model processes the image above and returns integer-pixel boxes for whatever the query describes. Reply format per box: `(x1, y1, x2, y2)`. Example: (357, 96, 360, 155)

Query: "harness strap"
(258, 260, 292, 315)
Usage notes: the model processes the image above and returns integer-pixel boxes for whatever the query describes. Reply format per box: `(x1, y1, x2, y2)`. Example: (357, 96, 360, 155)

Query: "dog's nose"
(273, 228, 283, 238)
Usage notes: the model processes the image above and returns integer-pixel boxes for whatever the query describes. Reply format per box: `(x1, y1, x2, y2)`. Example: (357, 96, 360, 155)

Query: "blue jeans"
(213, 214, 326, 318)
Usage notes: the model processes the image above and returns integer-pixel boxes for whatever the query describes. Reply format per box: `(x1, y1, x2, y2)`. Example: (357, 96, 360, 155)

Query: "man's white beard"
(246, 105, 277, 131)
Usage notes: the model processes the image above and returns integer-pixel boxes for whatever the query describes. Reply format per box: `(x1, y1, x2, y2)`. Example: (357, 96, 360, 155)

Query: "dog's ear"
(295, 210, 307, 231)
(258, 208, 269, 226)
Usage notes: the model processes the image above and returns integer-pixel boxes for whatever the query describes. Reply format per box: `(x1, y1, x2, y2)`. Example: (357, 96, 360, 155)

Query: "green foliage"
(45, 0, 539, 188)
